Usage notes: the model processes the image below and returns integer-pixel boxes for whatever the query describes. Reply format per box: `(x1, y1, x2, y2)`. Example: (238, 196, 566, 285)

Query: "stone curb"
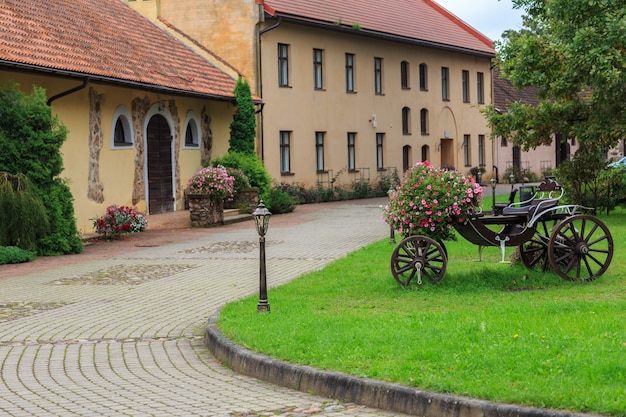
(206, 312, 603, 417)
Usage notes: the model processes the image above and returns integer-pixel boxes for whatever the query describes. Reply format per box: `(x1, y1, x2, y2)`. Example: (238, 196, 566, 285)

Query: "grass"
(218, 209, 626, 417)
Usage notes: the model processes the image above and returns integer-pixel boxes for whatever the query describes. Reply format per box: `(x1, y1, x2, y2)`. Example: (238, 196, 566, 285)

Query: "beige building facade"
(138, 0, 496, 188)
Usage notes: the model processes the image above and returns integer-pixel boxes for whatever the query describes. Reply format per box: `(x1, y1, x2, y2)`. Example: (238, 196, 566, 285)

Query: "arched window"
(402, 107, 411, 135)
(421, 145, 430, 162)
(420, 108, 429, 135)
(111, 105, 133, 148)
(183, 111, 200, 148)
(419, 63, 428, 91)
(400, 61, 410, 89)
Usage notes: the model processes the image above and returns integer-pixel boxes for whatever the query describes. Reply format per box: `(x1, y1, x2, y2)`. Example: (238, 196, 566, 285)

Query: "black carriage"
(390, 178, 614, 286)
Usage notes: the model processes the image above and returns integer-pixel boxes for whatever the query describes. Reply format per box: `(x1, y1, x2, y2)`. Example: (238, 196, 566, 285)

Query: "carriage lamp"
(387, 186, 396, 244)
(490, 177, 497, 214)
(509, 173, 515, 188)
(252, 201, 271, 313)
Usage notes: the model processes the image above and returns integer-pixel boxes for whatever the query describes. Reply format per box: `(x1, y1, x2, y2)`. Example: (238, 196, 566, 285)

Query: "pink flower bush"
(383, 161, 482, 241)
(187, 165, 235, 202)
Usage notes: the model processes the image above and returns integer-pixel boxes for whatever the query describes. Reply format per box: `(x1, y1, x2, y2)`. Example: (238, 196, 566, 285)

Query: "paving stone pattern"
(0, 200, 407, 416)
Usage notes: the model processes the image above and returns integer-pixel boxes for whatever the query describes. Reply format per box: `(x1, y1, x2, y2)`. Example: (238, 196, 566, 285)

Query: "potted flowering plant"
(187, 165, 235, 202)
(92, 205, 147, 239)
(383, 161, 482, 242)
(186, 165, 235, 227)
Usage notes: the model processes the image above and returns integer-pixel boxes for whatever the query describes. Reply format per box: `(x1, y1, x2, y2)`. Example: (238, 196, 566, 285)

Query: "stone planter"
(188, 194, 224, 227)
(224, 187, 259, 213)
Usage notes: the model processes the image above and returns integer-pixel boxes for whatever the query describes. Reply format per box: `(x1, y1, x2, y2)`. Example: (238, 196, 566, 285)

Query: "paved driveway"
(0, 199, 408, 416)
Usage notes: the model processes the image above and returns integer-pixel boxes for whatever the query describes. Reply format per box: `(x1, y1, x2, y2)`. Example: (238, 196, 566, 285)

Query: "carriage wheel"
(519, 218, 553, 272)
(548, 214, 613, 282)
(390, 235, 447, 287)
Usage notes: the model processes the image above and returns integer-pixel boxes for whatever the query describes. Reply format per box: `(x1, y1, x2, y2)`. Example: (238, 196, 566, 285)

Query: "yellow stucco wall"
(158, 0, 261, 90)
(259, 22, 494, 187)
(0, 72, 234, 234)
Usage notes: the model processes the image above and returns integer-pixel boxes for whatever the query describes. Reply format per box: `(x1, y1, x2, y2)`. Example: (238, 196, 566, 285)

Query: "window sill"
(281, 172, 295, 176)
(316, 170, 329, 174)
(112, 143, 134, 149)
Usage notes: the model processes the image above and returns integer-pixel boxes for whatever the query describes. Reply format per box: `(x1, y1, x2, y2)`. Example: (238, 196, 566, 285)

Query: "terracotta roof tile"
(0, 0, 237, 100)
(263, 0, 495, 56)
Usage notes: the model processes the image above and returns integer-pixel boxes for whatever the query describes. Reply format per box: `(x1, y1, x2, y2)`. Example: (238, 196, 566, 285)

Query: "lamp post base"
(257, 301, 270, 313)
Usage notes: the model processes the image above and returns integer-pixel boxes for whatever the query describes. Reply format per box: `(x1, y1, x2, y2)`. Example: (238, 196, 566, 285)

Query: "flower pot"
(188, 194, 224, 227)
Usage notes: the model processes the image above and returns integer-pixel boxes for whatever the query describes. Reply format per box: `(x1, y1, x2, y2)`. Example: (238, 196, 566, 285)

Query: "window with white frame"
(280, 131, 291, 174)
(183, 111, 200, 148)
(315, 131, 325, 172)
(347, 132, 357, 171)
(278, 43, 290, 87)
(111, 105, 133, 148)
(313, 48, 324, 90)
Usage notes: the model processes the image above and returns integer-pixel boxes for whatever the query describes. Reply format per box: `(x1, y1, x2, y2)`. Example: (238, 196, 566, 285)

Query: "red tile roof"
(262, 0, 495, 57)
(0, 0, 237, 100)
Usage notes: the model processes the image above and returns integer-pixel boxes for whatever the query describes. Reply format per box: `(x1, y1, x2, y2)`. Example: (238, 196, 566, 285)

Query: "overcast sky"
(435, 0, 524, 41)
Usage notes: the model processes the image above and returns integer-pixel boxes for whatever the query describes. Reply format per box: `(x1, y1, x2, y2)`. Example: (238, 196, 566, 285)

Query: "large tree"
(484, 0, 626, 153)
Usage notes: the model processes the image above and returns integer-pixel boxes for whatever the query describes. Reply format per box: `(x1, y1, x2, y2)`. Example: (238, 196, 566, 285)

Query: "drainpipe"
(256, 15, 282, 161)
(47, 77, 89, 106)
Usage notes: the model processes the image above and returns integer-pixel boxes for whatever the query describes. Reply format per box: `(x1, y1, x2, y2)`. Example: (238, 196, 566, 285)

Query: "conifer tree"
(229, 77, 256, 155)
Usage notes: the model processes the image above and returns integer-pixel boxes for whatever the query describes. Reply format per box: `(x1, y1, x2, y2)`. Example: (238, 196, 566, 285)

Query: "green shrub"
(264, 187, 296, 214)
(0, 82, 82, 255)
(210, 151, 272, 197)
(0, 246, 36, 265)
(226, 167, 252, 196)
(0, 172, 49, 251)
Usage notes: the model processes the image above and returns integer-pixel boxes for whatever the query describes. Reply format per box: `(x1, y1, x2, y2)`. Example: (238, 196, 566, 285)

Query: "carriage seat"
(501, 177, 563, 217)
(493, 188, 518, 215)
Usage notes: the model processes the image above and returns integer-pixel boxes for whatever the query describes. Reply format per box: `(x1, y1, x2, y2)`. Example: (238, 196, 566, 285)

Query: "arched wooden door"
(147, 114, 174, 214)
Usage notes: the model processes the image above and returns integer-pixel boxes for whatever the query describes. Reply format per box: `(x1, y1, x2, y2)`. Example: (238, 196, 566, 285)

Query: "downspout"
(46, 77, 89, 106)
(256, 14, 282, 161)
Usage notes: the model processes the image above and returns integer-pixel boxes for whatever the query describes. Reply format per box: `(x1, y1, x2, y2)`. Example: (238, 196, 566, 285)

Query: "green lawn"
(218, 209, 626, 416)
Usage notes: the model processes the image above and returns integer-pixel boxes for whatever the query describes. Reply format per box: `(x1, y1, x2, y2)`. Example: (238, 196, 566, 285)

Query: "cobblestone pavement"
(0, 199, 410, 416)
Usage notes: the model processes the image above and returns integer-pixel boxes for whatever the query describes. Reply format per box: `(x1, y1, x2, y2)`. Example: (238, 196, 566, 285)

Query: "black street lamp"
(252, 201, 271, 313)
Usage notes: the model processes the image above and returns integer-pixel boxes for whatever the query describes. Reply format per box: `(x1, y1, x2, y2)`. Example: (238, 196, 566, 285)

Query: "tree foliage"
(0, 172, 49, 251)
(228, 77, 256, 155)
(0, 82, 82, 255)
(483, 0, 626, 153)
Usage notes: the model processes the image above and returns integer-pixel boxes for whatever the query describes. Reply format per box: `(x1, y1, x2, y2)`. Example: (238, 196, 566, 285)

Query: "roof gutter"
(0, 60, 239, 103)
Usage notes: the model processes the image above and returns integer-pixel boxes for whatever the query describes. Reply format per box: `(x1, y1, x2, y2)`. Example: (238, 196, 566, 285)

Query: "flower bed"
(384, 162, 482, 241)
(92, 205, 147, 239)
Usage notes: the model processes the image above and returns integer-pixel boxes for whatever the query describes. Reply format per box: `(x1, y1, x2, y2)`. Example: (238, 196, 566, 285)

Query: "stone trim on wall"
(131, 96, 151, 206)
(87, 87, 104, 203)
(201, 105, 213, 165)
